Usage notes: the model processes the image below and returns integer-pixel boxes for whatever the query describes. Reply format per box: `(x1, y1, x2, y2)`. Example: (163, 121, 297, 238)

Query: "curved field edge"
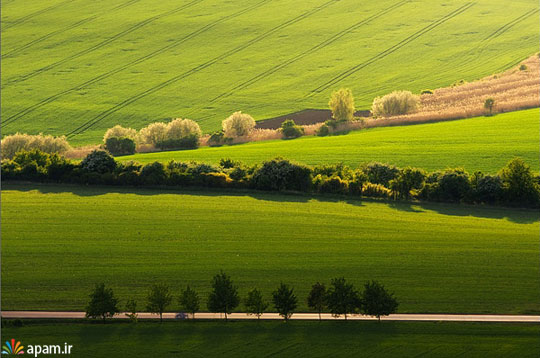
(2, 322, 540, 358)
(2, 184, 539, 314)
(121, 108, 540, 173)
(1, 0, 538, 144)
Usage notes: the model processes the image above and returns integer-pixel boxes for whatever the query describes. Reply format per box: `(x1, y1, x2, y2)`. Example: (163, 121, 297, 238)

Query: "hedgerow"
(2, 151, 538, 208)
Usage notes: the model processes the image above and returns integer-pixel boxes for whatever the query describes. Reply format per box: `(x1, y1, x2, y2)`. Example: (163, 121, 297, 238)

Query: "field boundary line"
(1, 0, 273, 129)
(306, 2, 476, 97)
(65, 0, 341, 138)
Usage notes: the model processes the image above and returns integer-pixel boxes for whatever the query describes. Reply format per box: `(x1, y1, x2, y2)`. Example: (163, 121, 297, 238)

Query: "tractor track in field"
(1, 0, 273, 129)
(1, 0, 75, 30)
(483, 8, 538, 42)
(307, 2, 476, 97)
(1, 0, 142, 59)
(207, 0, 411, 105)
(472, 8, 538, 61)
(3, 0, 203, 87)
(65, 0, 340, 138)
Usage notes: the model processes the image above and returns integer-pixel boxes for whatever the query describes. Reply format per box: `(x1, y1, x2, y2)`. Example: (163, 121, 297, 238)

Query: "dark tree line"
(85, 273, 398, 323)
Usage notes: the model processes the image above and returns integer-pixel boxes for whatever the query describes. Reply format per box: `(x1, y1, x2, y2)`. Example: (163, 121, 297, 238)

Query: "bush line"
(2, 149, 539, 208)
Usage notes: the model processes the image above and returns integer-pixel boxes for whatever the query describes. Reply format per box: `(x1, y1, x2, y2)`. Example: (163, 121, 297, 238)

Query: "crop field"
(1, 0, 538, 144)
(2, 184, 538, 313)
(122, 108, 540, 173)
(2, 321, 540, 357)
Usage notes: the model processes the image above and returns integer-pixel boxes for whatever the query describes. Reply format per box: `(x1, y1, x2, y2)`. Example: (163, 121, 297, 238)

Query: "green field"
(122, 108, 540, 173)
(2, 321, 539, 357)
(1, 0, 538, 144)
(2, 184, 538, 313)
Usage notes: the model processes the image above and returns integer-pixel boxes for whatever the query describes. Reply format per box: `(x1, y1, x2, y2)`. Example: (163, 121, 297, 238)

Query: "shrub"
(348, 171, 368, 195)
(519, 64, 528, 71)
(252, 158, 312, 192)
(484, 98, 495, 115)
(219, 158, 240, 169)
(47, 154, 77, 181)
(1, 160, 21, 180)
(372, 90, 419, 117)
(362, 183, 391, 198)
(229, 166, 247, 181)
(138, 122, 167, 146)
(156, 135, 199, 150)
(361, 162, 399, 186)
(115, 161, 141, 186)
(313, 163, 354, 180)
(470, 173, 503, 204)
(103, 125, 137, 142)
(389, 167, 426, 199)
(80, 150, 117, 174)
(316, 124, 330, 137)
(154, 118, 201, 149)
(222, 112, 255, 137)
(166, 118, 202, 140)
(328, 88, 355, 121)
(1, 133, 71, 159)
(139, 162, 167, 185)
(281, 120, 304, 139)
(313, 175, 348, 194)
(421, 169, 471, 202)
(499, 158, 540, 206)
(105, 137, 136, 156)
(208, 131, 227, 146)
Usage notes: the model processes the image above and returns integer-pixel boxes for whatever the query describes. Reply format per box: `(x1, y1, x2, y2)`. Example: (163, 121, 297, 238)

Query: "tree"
(484, 98, 495, 115)
(328, 88, 355, 121)
(245, 288, 268, 320)
(179, 285, 200, 319)
(85, 283, 119, 323)
(326, 277, 360, 320)
(207, 271, 240, 321)
(499, 157, 540, 206)
(361, 280, 398, 321)
(146, 283, 173, 322)
(307, 282, 327, 321)
(222, 111, 255, 137)
(125, 299, 138, 323)
(80, 150, 117, 173)
(272, 283, 297, 321)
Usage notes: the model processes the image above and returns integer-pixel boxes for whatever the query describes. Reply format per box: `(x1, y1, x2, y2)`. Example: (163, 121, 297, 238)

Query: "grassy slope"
(2, 184, 539, 313)
(1, 0, 538, 144)
(2, 321, 540, 358)
(123, 108, 540, 173)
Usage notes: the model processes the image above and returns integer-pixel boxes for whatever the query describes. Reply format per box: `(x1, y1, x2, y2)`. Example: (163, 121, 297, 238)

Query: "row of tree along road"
(86, 272, 398, 323)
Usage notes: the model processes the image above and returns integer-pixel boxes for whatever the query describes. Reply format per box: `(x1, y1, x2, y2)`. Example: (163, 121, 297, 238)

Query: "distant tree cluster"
(3, 150, 539, 209)
(85, 272, 398, 323)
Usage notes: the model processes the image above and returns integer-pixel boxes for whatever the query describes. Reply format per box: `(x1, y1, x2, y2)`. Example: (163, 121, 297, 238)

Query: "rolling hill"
(1, 0, 538, 144)
(122, 108, 540, 173)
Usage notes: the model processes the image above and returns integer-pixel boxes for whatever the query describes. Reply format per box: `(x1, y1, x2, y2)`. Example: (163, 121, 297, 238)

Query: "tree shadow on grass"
(4, 182, 538, 224)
